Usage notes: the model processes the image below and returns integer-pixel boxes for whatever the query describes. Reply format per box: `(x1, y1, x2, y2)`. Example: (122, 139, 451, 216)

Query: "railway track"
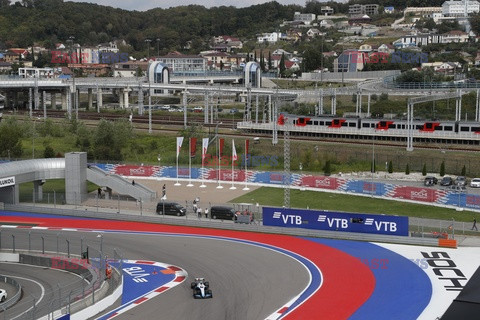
(7, 109, 480, 152)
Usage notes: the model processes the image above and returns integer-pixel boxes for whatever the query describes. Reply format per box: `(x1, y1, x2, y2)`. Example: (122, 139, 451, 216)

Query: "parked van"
(210, 206, 236, 220)
(156, 202, 186, 216)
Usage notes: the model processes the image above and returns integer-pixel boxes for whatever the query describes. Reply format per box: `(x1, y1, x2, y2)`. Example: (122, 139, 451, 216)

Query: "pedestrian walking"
(162, 184, 166, 198)
(132, 180, 135, 186)
(205, 207, 209, 219)
(472, 218, 478, 231)
(197, 207, 202, 219)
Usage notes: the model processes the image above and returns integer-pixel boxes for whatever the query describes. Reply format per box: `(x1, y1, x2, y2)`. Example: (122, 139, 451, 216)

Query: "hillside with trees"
(0, 0, 299, 54)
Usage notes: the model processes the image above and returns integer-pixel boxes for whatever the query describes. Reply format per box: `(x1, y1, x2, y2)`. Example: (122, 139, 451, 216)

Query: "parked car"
(424, 176, 438, 186)
(470, 178, 480, 188)
(210, 206, 236, 220)
(440, 176, 453, 186)
(455, 176, 467, 186)
(156, 202, 186, 216)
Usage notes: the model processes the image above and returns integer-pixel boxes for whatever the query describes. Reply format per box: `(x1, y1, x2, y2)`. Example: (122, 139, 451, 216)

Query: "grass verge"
(230, 187, 478, 223)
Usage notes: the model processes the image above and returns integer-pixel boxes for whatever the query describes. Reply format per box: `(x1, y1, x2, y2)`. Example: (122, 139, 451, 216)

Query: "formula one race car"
(0, 288, 7, 303)
(191, 278, 213, 299)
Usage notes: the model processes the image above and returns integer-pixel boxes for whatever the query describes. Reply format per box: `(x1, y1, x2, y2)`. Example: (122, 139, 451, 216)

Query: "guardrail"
(0, 275, 22, 310)
(4, 203, 443, 247)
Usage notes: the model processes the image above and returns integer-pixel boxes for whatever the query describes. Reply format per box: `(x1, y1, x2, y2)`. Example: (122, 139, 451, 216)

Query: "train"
(277, 114, 480, 135)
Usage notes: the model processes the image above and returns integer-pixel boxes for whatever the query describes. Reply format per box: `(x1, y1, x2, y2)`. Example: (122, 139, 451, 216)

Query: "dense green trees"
(0, 1, 299, 54)
(0, 118, 24, 158)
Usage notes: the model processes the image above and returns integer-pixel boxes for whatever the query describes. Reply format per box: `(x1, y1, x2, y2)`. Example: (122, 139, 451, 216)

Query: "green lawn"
(231, 187, 478, 222)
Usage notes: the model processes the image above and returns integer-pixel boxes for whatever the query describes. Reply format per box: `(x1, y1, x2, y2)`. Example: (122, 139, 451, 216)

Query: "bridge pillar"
(51, 93, 56, 109)
(119, 89, 124, 109)
(367, 93, 371, 117)
(97, 88, 103, 111)
(34, 86, 39, 110)
(3, 91, 10, 109)
(65, 152, 87, 205)
(61, 90, 67, 110)
(88, 88, 93, 110)
(13, 91, 18, 110)
(137, 87, 144, 116)
(33, 180, 44, 202)
(268, 95, 272, 123)
(124, 88, 129, 109)
(29, 88, 33, 118)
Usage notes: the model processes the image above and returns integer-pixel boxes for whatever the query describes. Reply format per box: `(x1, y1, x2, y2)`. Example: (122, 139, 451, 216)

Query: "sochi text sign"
(262, 207, 409, 236)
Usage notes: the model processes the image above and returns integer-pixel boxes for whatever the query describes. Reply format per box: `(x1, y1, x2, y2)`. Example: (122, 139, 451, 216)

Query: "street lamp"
(216, 122, 223, 189)
(97, 234, 103, 270)
(145, 39, 152, 59)
(299, 163, 305, 191)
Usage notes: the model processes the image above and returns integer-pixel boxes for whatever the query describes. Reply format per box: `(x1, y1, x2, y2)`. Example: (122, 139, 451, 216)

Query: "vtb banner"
(262, 207, 409, 236)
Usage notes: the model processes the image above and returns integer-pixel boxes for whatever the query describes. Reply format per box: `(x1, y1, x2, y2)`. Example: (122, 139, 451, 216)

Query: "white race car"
(191, 278, 212, 299)
(0, 288, 7, 303)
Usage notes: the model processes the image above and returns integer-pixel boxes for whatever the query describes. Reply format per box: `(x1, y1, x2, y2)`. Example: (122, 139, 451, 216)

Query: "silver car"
(0, 288, 7, 303)
(455, 176, 467, 187)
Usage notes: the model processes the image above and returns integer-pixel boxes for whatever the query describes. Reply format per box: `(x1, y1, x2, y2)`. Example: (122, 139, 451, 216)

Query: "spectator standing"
(197, 207, 202, 219)
(205, 207, 209, 219)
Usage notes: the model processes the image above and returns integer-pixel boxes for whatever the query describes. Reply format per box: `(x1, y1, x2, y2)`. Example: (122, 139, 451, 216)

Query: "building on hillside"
(333, 50, 365, 72)
(293, 12, 316, 25)
(306, 28, 323, 38)
(0, 62, 12, 72)
(348, 15, 372, 24)
(319, 20, 334, 28)
(442, 0, 480, 16)
(349, 4, 379, 16)
(18, 67, 54, 78)
(67, 63, 110, 76)
(394, 34, 442, 47)
(378, 43, 395, 54)
(155, 52, 207, 74)
(211, 36, 243, 52)
(442, 30, 470, 42)
(257, 32, 285, 43)
(320, 6, 334, 16)
(113, 61, 148, 77)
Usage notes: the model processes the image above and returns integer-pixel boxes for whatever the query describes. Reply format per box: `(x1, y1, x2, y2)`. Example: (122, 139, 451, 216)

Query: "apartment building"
(349, 4, 379, 16)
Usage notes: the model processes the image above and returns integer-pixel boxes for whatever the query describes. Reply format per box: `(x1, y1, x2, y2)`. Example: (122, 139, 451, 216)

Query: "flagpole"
(243, 140, 249, 191)
(200, 137, 207, 188)
(217, 138, 223, 189)
(230, 157, 236, 190)
(175, 137, 182, 186)
(230, 139, 236, 190)
(187, 138, 193, 187)
(175, 153, 181, 186)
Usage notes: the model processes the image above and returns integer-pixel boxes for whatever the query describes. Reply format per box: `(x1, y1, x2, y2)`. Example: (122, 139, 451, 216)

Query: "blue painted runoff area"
(303, 238, 432, 320)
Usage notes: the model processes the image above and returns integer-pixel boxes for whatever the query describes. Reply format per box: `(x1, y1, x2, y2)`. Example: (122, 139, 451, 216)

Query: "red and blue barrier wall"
(93, 164, 479, 210)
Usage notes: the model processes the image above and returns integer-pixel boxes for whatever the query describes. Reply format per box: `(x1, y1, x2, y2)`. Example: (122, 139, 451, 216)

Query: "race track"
(6, 228, 310, 320)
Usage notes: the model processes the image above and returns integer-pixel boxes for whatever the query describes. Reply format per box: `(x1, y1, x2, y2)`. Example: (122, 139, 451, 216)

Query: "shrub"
(405, 164, 410, 175)
(440, 161, 445, 176)
(422, 163, 427, 176)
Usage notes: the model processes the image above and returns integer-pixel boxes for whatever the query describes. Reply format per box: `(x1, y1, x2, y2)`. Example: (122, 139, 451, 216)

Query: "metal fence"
(0, 230, 123, 320)
(0, 275, 21, 311)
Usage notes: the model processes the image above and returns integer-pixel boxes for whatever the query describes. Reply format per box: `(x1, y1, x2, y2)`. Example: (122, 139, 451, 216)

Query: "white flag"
(232, 139, 237, 161)
(202, 138, 209, 164)
(176, 137, 184, 158)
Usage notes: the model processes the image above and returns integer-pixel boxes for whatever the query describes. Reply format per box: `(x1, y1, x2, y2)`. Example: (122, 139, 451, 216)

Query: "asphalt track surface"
(5, 228, 310, 320)
(0, 262, 84, 319)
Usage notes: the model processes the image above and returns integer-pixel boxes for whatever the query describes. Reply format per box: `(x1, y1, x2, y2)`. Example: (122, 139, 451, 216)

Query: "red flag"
(190, 137, 197, 157)
(219, 138, 225, 156)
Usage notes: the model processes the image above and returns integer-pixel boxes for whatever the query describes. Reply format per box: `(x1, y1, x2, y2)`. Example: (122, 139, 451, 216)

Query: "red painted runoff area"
(1, 214, 376, 319)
